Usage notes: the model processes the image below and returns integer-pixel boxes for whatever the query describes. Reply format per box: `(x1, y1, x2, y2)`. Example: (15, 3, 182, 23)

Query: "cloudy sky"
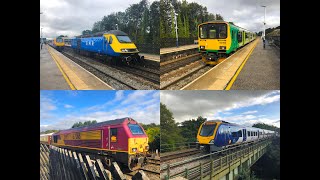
(190, 0, 280, 32)
(40, 0, 156, 38)
(161, 90, 280, 127)
(40, 90, 160, 132)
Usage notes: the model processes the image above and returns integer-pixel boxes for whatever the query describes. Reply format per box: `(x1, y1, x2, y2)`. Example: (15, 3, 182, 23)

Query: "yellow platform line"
(47, 46, 92, 90)
(225, 39, 259, 90)
(47, 46, 76, 90)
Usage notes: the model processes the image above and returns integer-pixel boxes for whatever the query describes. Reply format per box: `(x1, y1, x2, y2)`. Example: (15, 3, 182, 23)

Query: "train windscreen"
(199, 23, 227, 39)
(199, 124, 217, 136)
(128, 124, 144, 135)
(116, 35, 132, 43)
(56, 38, 63, 43)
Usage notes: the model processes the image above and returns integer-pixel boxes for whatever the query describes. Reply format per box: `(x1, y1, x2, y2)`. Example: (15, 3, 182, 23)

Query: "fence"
(160, 142, 198, 153)
(162, 139, 271, 180)
(135, 43, 160, 55)
(160, 38, 197, 48)
(40, 143, 113, 180)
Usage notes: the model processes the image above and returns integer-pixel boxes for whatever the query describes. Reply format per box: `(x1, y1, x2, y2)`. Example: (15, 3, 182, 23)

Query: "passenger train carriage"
(71, 30, 144, 65)
(198, 21, 256, 65)
(197, 120, 275, 152)
(43, 117, 149, 171)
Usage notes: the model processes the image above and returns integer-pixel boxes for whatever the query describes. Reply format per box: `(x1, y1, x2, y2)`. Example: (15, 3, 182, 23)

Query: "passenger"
(261, 35, 266, 49)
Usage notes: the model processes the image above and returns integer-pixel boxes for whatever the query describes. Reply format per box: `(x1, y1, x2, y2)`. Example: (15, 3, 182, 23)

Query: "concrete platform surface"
(160, 44, 198, 55)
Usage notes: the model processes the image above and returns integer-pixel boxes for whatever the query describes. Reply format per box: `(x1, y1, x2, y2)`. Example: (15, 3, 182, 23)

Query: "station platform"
(230, 40, 280, 90)
(40, 45, 113, 90)
(140, 53, 160, 62)
(160, 44, 198, 55)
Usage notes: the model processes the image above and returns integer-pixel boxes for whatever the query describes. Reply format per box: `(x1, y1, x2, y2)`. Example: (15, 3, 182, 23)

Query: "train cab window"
(110, 128, 117, 142)
(116, 35, 132, 43)
(231, 131, 238, 137)
(200, 124, 217, 136)
(109, 36, 113, 44)
(209, 30, 216, 39)
(128, 124, 144, 135)
(199, 23, 227, 39)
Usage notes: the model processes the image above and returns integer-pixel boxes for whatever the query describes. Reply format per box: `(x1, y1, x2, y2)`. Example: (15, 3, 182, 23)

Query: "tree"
(40, 129, 59, 134)
(179, 116, 207, 142)
(160, 103, 186, 149)
(82, 30, 92, 35)
(216, 14, 224, 20)
(71, 120, 97, 128)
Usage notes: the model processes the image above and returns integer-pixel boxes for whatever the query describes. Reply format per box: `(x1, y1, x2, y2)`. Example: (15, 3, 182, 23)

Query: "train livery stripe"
(52, 144, 128, 153)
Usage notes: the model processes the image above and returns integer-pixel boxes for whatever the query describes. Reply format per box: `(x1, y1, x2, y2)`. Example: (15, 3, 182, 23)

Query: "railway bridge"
(161, 139, 272, 180)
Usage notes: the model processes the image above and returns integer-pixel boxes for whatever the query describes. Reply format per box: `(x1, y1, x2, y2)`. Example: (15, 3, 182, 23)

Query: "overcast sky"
(40, 90, 160, 132)
(161, 90, 280, 127)
(40, 0, 156, 38)
(189, 0, 280, 32)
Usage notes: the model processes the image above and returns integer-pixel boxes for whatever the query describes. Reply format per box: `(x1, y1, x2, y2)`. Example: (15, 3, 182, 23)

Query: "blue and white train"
(196, 120, 276, 152)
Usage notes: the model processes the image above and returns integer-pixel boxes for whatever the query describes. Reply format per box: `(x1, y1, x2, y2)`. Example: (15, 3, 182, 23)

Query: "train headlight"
(145, 146, 149, 150)
(200, 46, 205, 49)
(219, 46, 226, 50)
(132, 148, 137, 152)
(121, 49, 129, 52)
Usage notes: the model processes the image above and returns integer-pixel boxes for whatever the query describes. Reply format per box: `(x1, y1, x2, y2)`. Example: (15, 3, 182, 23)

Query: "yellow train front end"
(53, 37, 65, 51)
(198, 21, 232, 65)
(128, 137, 149, 170)
(197, 121, 221, 152)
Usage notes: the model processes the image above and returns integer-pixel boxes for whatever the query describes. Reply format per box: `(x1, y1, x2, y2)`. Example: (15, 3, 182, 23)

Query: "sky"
(160, 90, 280, 127)
(189, 0, 280, 32)
(40, 0, 156, 38)
(40, 90, 160, 132)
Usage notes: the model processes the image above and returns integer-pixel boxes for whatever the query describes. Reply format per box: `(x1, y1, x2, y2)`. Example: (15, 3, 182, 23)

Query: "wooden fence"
(40, 143, 114, 180)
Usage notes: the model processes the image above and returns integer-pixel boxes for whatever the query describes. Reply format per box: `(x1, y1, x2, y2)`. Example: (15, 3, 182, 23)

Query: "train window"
(111, 128, 117, 142)
(116, 35, 132, 43)
(128, 124, 144, 135)
(200, 124, 217, 136)
(231, 131, 238, 137)
(248, 131, 251, 136)
(199, 23, 227, 39)
(109, 36, 113, 44)
(53, 135, 57, 143)
(238, 32, 242, 43)
(238, 130, 242, 137)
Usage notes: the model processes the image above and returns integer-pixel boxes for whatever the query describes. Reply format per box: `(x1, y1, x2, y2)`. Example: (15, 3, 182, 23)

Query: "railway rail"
(161, 149, 201, 162)
(160, 53, 201, 75)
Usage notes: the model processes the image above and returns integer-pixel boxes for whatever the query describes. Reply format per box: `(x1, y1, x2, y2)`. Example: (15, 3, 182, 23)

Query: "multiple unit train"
(71, 30, 144, 65)
(40, 117, 149, 170)
(198, 21, 256, 65)
(197, 120, 276, 152)
(50, 36, 65, 51)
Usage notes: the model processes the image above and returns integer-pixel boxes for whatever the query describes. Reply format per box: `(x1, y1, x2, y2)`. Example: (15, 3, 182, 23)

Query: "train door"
(109, 127, 118, 151)
(77, 39, 81, 52)
(243, 129, 247, 141)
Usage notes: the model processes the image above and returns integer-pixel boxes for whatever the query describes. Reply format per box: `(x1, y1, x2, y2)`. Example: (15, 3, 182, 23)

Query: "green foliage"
(40, 129, 59, 134)
(252, 122, 280, 134)
(82, 30, 92, 35)
(179, 116, 207, 142)
(160, 103, 186, 147)
(237, 167, 259, 180)
(160, 0, 222, 39)
(140, 123, 160, 151)
(71, 120, 97, 128)
(88, 0, 159, 44)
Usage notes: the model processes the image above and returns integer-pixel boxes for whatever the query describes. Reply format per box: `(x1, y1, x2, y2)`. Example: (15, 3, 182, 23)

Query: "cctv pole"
(175, 13, 178, 47)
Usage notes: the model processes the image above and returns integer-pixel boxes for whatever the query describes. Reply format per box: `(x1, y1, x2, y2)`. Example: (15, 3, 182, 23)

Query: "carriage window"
(111, 128, 117, 142)
(248, 131, 251, 136)
(238, 32, 242, 43)
(231, 131, 238, 137)
(53, 135, 58, 143)
(238, 130, 242, 137)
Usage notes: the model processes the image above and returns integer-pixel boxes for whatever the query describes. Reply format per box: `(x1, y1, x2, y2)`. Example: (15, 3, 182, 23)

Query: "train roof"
(204, 120, 275, 132)
(40, 132, 54, 136)
(76, 30, 128, 38)
(198, 21, 253, 33)
(54, 117, 137, 134)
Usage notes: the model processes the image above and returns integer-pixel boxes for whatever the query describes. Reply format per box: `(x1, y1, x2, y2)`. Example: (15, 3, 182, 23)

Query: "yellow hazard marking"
(225, 39, 259, 90)
(47, 46, 91, 90)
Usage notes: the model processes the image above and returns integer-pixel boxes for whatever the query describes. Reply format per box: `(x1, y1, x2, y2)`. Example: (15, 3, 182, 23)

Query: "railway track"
(160, 63, 210, 90)
(160, 53, 201, 75)
(161, 149, 202, 162)
(60, 50, 158, 90)
(147, 158, 161, 165)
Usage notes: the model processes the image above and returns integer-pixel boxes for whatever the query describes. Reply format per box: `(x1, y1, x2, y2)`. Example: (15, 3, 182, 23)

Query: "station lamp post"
(261, 5, 266, 37)
(174, 13, 179, 47)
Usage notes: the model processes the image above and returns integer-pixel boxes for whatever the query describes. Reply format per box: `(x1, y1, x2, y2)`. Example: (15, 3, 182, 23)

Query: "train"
(70, 30, 144, 65)
(40, 132, 53, 144)
(40, 117, 149, 171)
(196, 120, 276, 152)
(50, 36, 65, 51)
(198, 21, 256, 65)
